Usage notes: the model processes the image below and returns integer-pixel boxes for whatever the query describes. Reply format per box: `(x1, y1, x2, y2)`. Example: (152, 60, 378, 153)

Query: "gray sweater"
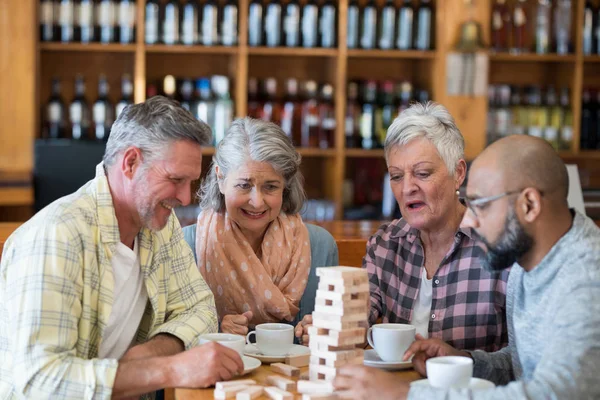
(409, 211, 600, 400)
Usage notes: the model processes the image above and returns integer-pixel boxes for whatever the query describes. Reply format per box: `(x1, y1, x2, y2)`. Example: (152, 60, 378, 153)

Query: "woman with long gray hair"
(195, 117, 311, 335)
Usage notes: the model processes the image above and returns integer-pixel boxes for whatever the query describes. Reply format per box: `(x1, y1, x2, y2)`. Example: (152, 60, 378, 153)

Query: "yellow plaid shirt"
(0, 163, 217, 399)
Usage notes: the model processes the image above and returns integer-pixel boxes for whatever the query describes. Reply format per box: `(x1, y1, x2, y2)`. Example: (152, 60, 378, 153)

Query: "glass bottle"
(318, 83, 335, 149)
(69, 75, 91, 140)
(179, 79, 195, 111)
(319, 0, 336, 48)
(360, 80, 377, 149)
(301, 0, 319, 48)
(40, 0, 56, 42)
(45, 78, 66, 139)
(212, 76, 233, 145)
(221, 0, 239, 46)
(78, 0, 96, 43)
(534, 0, 551, 54)
(97, 0, 116, 44)
(559, 88, 573, 151)
(583, 0, 594, 55)
(59, 0, 75, 42)
(193, 77, 215, 130)
(118, 0, 136, 44)
(375, 81, 395, 146)
(247, 77, 261, 119)
(283, 0, 300, 47)
(491, 0, 511, 52)
(301, 80, 320, 147)
(581, 89, 593, 150)
(264, 0, 282, 47)
(260, 78, 282, 125)
(360, 0, 377, 49)
(93, 75, 114, 141)
(345, 81, 361, 148)
(544, 86, 561, 149)
(181, 0, 199, 45)
(201, 0, 219, 46)
(280, 78, 302, 145)
(248, 0, 263, 46)
(379, 0, 396, 49)
(116, 73, 133, 119)
(415, 0, 432, 50)
(553, 0, 571, 54)
(396, 0, 414, 50)
(512, 0, 529, 53)
(145, 0, 160, 44)
(347, 0, 359, 49)
(162, 0, 180, 45)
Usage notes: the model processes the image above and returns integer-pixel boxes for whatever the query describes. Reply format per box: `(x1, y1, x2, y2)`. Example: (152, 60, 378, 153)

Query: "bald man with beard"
(332, 135, 600, 400)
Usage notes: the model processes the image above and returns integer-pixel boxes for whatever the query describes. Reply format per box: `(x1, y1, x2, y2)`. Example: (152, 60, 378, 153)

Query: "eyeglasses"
(464, 190, 524, 218)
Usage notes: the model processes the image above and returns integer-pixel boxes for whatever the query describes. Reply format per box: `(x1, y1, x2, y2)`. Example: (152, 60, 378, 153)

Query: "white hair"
(384, 102, 465, 175)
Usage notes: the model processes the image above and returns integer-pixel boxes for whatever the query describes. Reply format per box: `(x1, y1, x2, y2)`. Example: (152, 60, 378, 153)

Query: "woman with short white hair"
(297, 102, 508, 352)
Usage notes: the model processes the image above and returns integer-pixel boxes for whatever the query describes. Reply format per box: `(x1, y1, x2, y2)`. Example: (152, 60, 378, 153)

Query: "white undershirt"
(98, 238, 148, 359)
(410, 268, 433, 339)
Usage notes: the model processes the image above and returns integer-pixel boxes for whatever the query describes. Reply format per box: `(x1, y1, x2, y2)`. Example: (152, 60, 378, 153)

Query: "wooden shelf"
(145, 45, 239, 54)
(40, 43, 137, 52)
(489, 52, 577, 62)
(297, 148, 337, 157)
(248, 47, 338, 57)
(345, 149, 385, 158)
(347, 49, 436, 59)
(202, 147, 337, 157)
(583, 56, 600, 63)
(560, 151, 600, 160)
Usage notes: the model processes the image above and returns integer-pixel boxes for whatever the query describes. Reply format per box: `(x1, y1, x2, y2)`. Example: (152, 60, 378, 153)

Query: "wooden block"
(236, 386, 264, 400)
(316, 290, 369, 302)
(264, 386, 293, 400)
(312, 311, 366, 323)
(285, 353, 310, 367)
(308, 326, 365, 340)
(316, 266, 368, 279)
(311, 318, 362, 331)
(309, 366, 336, 382)
(302, 394, 339, 400)
(214, 385, 250, 399)
(297, 380, 335, 395)
(216, 380, 257, 391)
(308, 333, 365, 347)
(266, 375, 296, 392)
(314, 304, 368, 317)
(299, 371, 310, 380)
(311, 348, 364, 362)
(317, 282, 370, 296)
(311, 355, 351, 368)
(315, 297, 366, 309)
(270, 362, 300, 377)
(311, 364, 339, 377)
(309, 340, 357, 353)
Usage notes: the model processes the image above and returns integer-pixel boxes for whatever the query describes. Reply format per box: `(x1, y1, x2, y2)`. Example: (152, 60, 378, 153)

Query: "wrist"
(162, 355, 179, 388)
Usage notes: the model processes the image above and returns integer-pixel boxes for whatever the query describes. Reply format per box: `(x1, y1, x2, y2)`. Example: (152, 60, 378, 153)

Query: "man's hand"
(333, 365, 410, 400)
(294, 314, 312, 346)
(168, 342, 245, 388)
(403, 334, 471, 376)
(221, 311, 253, 335)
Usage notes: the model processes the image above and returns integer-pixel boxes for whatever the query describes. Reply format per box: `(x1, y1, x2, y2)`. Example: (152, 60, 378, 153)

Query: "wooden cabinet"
(1, 0, 599, 221)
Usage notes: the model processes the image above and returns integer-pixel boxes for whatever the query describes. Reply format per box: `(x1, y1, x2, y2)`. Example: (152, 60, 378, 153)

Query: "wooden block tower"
(307, 267, 369, 382)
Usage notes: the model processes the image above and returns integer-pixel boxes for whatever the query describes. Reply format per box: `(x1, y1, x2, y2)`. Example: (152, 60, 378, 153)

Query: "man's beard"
(479, 207, 534, 272)
(132, 171, 179, 232)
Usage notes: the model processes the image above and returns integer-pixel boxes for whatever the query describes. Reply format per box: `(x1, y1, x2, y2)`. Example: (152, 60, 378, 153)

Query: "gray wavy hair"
(199, 118, 306, 214)
(384, 102, 465, 175)
(103, 96, 212, 167)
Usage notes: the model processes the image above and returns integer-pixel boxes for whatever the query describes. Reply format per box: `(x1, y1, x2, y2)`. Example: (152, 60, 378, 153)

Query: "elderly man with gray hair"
(0, 96, 243, 399)
(297, 102, 508, 350)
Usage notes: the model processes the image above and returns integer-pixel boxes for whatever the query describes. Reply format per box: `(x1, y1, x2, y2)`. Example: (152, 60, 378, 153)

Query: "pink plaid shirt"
(366, 218, 509, 352)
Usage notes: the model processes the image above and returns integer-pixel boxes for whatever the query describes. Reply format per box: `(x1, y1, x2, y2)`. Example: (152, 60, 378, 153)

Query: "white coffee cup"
(246, 323, 293, 356)
(426, 356, 473, 389)
(366, 323, 416, 362)
(198, 333, 246, 357)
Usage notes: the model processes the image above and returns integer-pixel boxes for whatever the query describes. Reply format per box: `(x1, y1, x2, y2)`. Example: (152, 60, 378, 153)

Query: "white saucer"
(244, 344, 310, 363)
(242, 356, 261, 375)
(363, 349, 413, 370)
(410, 378, 495, 390)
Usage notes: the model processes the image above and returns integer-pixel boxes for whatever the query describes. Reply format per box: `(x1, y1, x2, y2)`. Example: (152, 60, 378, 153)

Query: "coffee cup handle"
(366, 327, 375, 349)
(246, 331, 256, 345)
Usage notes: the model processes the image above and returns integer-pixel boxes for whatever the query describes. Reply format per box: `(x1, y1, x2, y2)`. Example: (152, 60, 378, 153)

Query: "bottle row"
(346, 0, 434, 50)
(491, 0, 574, 54)
(247, 78, 336, 148)
(581, 88, 600, 150)
(146, 75, 234, 145)
(487, 84, 573, 150)
(43, 74, 133, 141)
(40, 0, 137, 43)
(345, 80, 429, 149)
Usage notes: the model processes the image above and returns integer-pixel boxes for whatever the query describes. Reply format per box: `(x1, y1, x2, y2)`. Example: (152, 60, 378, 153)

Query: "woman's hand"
(294, 314, 312, 346)
(221, 311, 253, 335)
(403, 334, 471, 376)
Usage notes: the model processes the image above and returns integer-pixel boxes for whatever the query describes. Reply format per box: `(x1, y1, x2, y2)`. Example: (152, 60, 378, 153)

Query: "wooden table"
(174, 365, 422, 400)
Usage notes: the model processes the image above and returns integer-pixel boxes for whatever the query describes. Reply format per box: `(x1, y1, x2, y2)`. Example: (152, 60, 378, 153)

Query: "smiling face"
(218, 160, 285, 241)
(387, 137, 464, 232)
(130, 140, 203, 231)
